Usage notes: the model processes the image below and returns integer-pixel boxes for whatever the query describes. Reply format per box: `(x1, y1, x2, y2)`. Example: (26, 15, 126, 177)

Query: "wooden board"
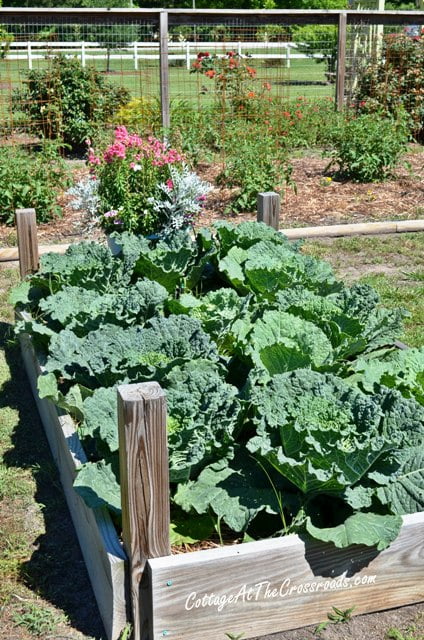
(19, 332, 128, 640)
(148, 512, 424, 640)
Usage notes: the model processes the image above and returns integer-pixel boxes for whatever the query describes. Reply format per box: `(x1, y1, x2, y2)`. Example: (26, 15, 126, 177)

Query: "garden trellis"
(1, 7, 424, 147)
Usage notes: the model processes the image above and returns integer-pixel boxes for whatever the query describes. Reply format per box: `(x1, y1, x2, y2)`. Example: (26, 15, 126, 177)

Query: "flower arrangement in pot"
(70, 126, 211, 243)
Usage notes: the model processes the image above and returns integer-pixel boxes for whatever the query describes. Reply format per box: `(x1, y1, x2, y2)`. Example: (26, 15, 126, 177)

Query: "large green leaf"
(82, 387, 119, 454)
(134, 231, 197, 293)
(45, 315, 219, 387)
(247, 370, 389, 495)
(350, 347, 424, 405)
(174, 453, 280, 533)
(248, 310, 333, 371)
(74, 459, 121, 514)
(306, 512, 402, 550)
(376, 446, 424, 515)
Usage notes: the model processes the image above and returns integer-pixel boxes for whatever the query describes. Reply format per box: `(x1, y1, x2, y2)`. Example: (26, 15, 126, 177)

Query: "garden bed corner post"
(257, 192, 280, 230)
(117, 382, 170, 640)
(15, 207, 39, 278)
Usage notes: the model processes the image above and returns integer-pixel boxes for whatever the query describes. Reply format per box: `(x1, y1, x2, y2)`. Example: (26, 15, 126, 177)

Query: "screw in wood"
(162, 631, 169, 637)
(166, 580, 173, 586)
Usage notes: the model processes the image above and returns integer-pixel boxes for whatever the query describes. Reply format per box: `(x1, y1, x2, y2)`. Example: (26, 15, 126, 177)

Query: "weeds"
(314, 605, 355, 633)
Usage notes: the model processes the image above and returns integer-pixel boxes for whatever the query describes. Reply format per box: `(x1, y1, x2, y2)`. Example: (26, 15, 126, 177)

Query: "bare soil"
(0, 145, 423, 249)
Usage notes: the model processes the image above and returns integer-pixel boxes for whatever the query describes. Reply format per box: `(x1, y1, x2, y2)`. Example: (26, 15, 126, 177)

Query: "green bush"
(356, 34, 424, 141)
(13, 55, 130, 151)
(325, 111, 409, 182)
(217, 127, 294, 214)
(0, 143, 71, 225)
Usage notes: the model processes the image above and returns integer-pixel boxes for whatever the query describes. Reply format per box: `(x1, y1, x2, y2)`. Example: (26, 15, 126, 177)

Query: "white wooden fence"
(3, 40, 326, 71)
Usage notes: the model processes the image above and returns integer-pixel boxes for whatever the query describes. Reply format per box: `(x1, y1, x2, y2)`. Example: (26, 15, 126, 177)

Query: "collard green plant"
(12, 221, 424, 550)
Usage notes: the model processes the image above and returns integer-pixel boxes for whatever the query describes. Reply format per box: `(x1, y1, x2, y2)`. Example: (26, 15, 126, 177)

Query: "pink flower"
(166, 179, 174, 190)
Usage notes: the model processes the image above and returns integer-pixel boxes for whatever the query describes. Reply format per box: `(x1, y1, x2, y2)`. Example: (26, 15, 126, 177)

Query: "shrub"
(325, 111, 409, 182)
(217, 127, 294, 214)
(13, 55, 130, 151)
(0, 142, 70, 225)
(356, 34, 424, 141)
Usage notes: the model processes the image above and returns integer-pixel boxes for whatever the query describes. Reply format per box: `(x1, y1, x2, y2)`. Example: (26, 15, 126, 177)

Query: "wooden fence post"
(159, 11, 170, 132)
(117, 382, 170, 640)
(15, 208, 39, 279)
(257, 192, 280, 230)
(336, 12, 347, 111)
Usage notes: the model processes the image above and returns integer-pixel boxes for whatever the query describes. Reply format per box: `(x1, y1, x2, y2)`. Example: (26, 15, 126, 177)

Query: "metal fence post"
(336, 12, 347, 111)
(159, 11, 170, 133)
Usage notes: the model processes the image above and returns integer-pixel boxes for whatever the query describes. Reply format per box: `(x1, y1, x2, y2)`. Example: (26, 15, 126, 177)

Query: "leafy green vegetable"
(305, 512, 402, 551)
(73, 459, 121, 513)
(246, 369, 424, 548)
(38, 278, 168, 334)
(12, 222, 424, 552)
(44, 315, 219, 387)
(165, 360, 241, 481)
(174, 452, 281, 533)
(349, 347, 424, 405)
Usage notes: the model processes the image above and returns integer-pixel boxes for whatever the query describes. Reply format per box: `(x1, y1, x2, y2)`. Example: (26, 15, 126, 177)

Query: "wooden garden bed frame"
(19, 323, 424, 640)
(16, 208, 424, 640)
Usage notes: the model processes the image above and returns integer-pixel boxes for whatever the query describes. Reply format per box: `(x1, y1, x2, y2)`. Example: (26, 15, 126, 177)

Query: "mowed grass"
(0, 53, 333, 115)
(0, 266, 102, 639)
(303, 233, 424, 347)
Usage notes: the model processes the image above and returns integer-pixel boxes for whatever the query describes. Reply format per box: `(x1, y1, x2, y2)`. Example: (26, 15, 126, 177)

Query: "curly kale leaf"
(247, 369, 388, 496)
(45, 315, 219, 387)
(38, 278, 168, 334)
(164, 360, 241, 482)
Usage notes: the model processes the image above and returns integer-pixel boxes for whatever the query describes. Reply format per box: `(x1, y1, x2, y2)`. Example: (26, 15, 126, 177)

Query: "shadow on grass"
(0, 321, 106, 639)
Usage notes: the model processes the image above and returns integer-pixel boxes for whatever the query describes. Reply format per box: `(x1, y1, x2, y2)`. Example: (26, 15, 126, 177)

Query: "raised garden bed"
(19, 327, 424, 640)
(14, 216, 424, 640)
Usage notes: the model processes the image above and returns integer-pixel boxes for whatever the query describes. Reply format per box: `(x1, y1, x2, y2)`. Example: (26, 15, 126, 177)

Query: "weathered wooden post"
(336, 12, 347, 111)
(117, 382, 170, 640)
(15, 208, 39, 279)
(257, 192, 280, 230)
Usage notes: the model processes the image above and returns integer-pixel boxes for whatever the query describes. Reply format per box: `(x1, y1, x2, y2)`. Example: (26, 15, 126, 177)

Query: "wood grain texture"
(15, 208, 39, 278)
(118, 382, 170, 640)
(0, 244, 70, 262)
(19, 331, 128, 640)
(280, 220, 424, 239)
(148, 512, 424, 640)
(257, 192, 280, 231)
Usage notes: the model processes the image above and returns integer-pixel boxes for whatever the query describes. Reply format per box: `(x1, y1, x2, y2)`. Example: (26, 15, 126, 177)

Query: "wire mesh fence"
(1, 9, 423, 147)
(0, 8, 423, 229)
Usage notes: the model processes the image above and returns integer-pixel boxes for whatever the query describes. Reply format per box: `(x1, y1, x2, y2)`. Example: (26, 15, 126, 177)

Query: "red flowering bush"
(190, 50, 263, 112)
(356, 34, 424, 141)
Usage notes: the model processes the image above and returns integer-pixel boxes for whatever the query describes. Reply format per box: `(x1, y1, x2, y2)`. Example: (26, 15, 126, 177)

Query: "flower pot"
(106, 234, 122, 256)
